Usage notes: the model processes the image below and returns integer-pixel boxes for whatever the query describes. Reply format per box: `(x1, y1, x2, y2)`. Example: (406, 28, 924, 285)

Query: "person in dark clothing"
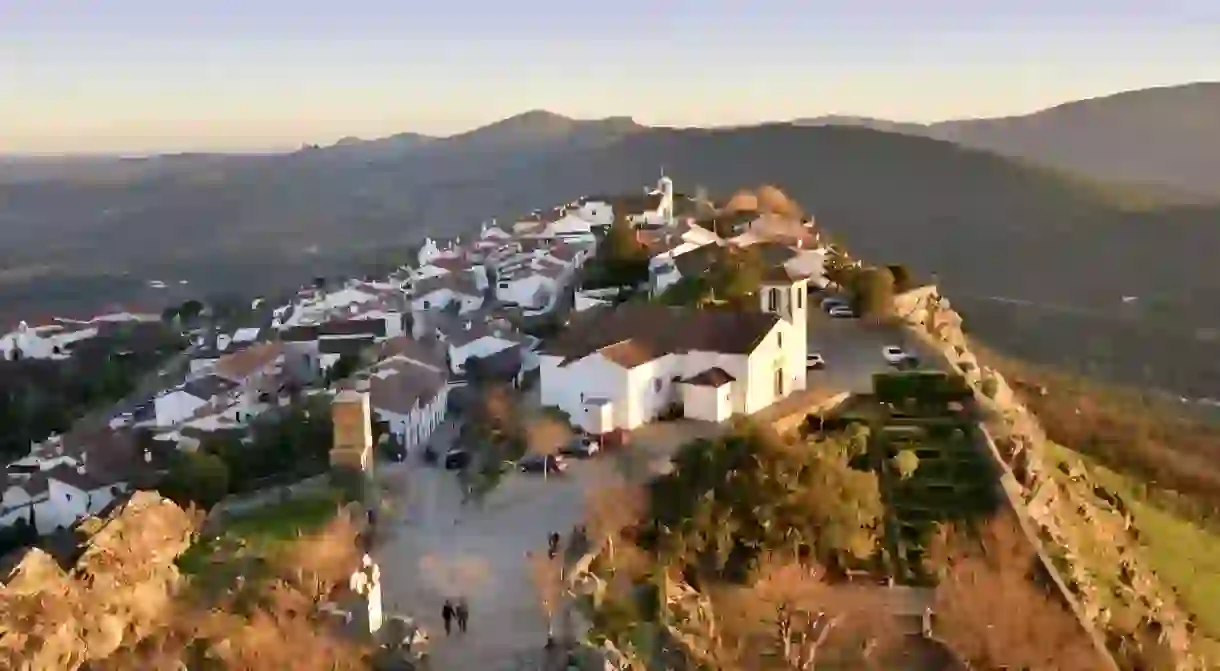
(455, 598, 469, 633)
(548, 531, 561, 559)
(441, 600, 455, 636)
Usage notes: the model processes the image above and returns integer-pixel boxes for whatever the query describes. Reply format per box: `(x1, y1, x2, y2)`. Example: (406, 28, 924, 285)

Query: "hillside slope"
(505, 125, 1220, 395)
(1, 123, 1217, 395)
(800, 82, 1220, 196)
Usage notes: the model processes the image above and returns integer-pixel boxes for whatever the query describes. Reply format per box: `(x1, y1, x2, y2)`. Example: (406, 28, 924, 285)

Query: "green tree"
(160, 450, 231, 509)
(594, 216, 650, 287)
(886, 264, 913, 293)
(892, 449, 920, 480)
(178, 299, 204, 323)
(647, 423, 884, 578)
(850, 266, 896, 317)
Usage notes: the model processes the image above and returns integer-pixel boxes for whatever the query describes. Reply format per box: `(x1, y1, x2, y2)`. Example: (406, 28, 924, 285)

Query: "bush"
(849, 266, 896, 317)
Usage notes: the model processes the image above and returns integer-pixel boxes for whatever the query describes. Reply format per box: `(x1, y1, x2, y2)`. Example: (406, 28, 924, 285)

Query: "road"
(805, 305, 949, 395)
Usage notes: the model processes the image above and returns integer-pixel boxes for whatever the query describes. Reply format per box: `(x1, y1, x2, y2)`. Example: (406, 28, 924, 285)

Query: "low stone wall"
(897, 287, 1211, 669)
(203, 473, 331, 530)
(897, 291, 1124, 671)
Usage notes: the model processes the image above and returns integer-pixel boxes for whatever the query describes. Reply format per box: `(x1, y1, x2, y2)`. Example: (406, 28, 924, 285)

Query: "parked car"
(828, 305, 856, 318)
(883, 346, 919, 368)
(820, 297, 847, 311)
(519, 454, 568, 475)
(443, 448, 471, 470)
(561, 436, 601, 458)
(806, 353, 826, 370)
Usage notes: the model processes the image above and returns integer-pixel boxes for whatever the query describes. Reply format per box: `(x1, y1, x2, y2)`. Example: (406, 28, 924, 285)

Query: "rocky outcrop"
(0, 491, 198, 670)
(896, 287, 1205, 669)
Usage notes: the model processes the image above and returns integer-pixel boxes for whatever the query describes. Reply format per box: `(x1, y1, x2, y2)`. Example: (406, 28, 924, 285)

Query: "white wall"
(680, 383, 732, 423)
(578, 201, 614, 227)
(43, 478, 121, 533)
(154, 390, 208, 427)
(372, 388, 448, 454)
(540, 353, 628, 434)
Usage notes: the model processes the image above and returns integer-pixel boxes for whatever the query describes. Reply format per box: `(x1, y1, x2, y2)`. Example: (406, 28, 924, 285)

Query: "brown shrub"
(723, 189, 759, 212)
(933, 516, 1105, 671)
(755, 184, 805, 220)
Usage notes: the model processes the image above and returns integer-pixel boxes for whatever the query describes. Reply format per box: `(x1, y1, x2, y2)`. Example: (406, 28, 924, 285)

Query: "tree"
(649, 424, 884, 577)
(849, 266, 896, 317)
(886, 264, 913, 293)
(528, 551, 565, 648)
(594, 216, 650, 288)
(178, 299, 204, 323)
(724, 189, 759, 212)
(892, 449, 920, 480)
(931, 517, 1104, 671)
(716, 552, 898, 669)
(159, 450, 231, 509)
(585, 481, 647, 566)
(756, 184, 805, 220)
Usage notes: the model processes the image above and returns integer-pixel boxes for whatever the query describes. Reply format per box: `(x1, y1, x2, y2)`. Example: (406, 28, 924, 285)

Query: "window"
(778, 332, 783, 348)
(653, 379, 662, 393)
(796, 289, 803, 309)
(768, 288, 781, 312)
(774, 368, 784, 397)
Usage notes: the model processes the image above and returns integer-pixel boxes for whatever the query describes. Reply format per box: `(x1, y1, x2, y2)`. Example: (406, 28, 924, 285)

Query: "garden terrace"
(868, 372, 1000, 584)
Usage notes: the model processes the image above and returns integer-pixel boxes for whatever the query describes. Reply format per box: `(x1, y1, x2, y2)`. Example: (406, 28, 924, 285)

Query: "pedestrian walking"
(548, 531, 561, 559)
(455, 598, 469, 634)
(441, 600, 455, 636)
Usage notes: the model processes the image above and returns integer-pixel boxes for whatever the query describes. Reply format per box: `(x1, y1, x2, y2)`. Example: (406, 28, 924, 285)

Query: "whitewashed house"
(439, 320, 526, 376)
(410, 270, 484, 315)
(539, 270, 809, 435)
(4, 429, 168, 534)
(0, 321, 99, 361)
(153, 375, 239, 427)
(366, 359, 449, 455)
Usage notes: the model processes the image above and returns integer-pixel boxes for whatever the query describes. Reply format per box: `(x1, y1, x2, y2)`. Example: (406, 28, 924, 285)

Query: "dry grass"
(973, 343, 1220, 524)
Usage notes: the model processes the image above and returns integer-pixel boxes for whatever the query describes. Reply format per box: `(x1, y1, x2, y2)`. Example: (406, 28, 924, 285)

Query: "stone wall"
(896, 286, 1204, 669)
(203, 473, 332, 530)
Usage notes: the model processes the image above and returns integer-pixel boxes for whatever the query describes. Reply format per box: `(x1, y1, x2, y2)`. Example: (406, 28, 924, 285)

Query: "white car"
(806, 353, 826, 370)
(882, 346, 911, 364)
(828, 305, 856, 318)
(561, 436, 601, 458)
(821, 297, 847, 311)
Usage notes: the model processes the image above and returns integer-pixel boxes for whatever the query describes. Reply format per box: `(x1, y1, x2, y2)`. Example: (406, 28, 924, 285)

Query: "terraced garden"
(865, 371, 1001, 584)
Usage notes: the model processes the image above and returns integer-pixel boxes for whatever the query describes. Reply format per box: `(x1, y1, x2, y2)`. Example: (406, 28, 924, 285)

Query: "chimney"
(464, 321, 472, 331)
(144, 448, 152, 464)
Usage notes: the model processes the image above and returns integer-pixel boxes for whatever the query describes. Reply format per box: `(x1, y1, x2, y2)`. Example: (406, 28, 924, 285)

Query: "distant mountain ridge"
(2, 84, 1219, 397)
(796, 82, 1220, 196)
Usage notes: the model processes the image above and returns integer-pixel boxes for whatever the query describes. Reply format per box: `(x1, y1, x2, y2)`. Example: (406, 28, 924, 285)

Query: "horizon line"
(5, 79, 1217, 159)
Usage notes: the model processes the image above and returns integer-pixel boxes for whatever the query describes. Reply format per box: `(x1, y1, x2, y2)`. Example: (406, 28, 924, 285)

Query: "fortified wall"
(895, 285, 1202, 670)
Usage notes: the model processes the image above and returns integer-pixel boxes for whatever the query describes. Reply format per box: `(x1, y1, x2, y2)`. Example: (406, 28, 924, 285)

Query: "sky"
(2, 1, 1218, 154)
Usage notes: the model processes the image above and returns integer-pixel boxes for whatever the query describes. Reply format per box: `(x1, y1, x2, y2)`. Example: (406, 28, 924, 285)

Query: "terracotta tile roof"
(213, 341, 282, 383)
(543, 304, 780, 367)
(682, 367, 735, 387)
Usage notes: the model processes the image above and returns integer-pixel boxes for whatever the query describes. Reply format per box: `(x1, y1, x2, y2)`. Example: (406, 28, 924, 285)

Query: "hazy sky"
(2, 1, 1217, 154)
